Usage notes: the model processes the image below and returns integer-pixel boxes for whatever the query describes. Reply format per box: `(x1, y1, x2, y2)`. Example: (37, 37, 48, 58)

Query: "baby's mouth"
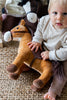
(56, 22, 62, 26)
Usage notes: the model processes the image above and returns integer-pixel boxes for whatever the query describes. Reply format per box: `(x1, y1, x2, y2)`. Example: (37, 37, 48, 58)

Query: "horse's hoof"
(7, 64, 17, 73)
(9, 73, 19, 80)
(31, 84, 40, 92)
(31, 79, 44, 92)
(33, 79, 44, 88)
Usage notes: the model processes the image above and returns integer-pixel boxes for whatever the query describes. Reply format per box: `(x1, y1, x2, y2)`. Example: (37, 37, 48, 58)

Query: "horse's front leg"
(7, 50, 28, 73)
(9, 64, 30, 80)
(7, 35, 32, 73)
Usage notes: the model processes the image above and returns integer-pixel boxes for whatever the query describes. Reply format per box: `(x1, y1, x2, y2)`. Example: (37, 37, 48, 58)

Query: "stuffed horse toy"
(4, 18, 52, 92)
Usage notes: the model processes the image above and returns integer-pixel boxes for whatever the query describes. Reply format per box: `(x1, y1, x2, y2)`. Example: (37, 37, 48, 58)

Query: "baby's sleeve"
(32, 16, 46, 44)
(49, 33, 67, 61)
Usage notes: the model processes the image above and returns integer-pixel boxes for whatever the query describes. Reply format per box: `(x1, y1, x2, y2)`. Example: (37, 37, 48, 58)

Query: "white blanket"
(5, 0, 26, 17)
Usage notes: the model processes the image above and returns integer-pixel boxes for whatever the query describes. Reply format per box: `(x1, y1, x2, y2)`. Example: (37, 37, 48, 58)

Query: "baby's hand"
(41, 51, 49, 60)
(27, 41, 42, 52)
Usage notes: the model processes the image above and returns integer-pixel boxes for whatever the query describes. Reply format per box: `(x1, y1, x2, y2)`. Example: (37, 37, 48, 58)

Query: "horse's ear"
(20, 20, 25, 25)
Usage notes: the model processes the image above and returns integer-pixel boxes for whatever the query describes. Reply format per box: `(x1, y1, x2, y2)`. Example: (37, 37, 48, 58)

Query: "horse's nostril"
(16, 27, 19, 29)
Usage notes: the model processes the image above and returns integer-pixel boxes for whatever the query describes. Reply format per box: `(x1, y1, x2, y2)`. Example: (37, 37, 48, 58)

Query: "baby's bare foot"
(44, 92, 56, 100)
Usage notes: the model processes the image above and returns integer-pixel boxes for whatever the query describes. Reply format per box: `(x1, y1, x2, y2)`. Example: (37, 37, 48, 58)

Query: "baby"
(28, 0, 67, 100)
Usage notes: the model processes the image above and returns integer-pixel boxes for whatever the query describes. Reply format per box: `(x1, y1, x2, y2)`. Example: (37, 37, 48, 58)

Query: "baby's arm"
(27, 17, 44, 52)
(28, 41, 42, 52)
(49, 34, 67, 61)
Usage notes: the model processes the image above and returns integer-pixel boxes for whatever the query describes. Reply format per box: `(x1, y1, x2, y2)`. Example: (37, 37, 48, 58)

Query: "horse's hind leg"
(31, 64, 52, 91)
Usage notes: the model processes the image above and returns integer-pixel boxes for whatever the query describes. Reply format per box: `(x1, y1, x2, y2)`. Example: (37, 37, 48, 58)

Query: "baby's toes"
(48, 95, 55, 100)
(44, 93, 49, 99)
(44, 92, 56, 100)
(48, 95, 52, 100)
(52, 98, 55, 100)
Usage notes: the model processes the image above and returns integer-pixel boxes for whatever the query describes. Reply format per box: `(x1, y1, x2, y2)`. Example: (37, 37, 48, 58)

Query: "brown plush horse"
(4, 19, 52, 91)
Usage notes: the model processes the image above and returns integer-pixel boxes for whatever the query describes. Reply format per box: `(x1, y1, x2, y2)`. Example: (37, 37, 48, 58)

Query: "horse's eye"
(16, 27, 19, 29)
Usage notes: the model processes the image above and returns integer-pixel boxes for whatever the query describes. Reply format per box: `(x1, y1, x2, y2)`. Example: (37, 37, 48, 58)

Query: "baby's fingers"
(27, 42, 32, 45)
(40, 45, 42, 51)
(30, 45, 36, 51)
(35, 46, 39, 52)
(28, 43, 34, 49)
(41, 52, 44, 56)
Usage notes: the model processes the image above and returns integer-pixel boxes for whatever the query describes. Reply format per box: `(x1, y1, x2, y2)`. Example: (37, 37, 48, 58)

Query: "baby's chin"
(54, 24, 64, 30)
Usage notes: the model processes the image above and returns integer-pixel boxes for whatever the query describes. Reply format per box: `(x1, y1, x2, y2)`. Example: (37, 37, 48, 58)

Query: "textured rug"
(0, 41, 67, 100)
(0, 0, 67, 100)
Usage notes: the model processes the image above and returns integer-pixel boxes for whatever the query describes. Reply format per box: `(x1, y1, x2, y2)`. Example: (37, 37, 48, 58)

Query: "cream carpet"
(0, 39, 67, 100)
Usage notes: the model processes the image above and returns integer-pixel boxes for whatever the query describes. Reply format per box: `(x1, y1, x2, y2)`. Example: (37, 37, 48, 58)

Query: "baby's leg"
(44, 75, 67, 100)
